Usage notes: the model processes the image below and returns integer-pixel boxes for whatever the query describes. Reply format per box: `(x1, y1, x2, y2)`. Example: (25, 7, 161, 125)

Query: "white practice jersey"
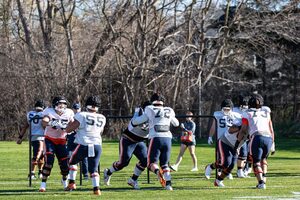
(214, 111, 241, 139)
(243, 106, 272, 137)
(43, 107, 74, 139)
(74, 111, 106, 146)
(132, 105, 179, 139)
(222, 108, 245, 147)
(128, 117, 149, 138)
(27, 110, 44, 141)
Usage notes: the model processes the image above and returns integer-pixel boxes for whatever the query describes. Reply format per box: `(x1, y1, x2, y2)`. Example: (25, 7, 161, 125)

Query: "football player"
(238, 93, 275, 189)
(65, 96, 106, 195)
(232, 94, 250, 178)
(17, 100, 45, 180)
(213, 108, 248, 187)
(205, 99, 240, 179)
(132, 93, 179, 190)
(39, 96, 74, 192)
(66, 103, 89, 180)
(170, 111, 198, 172)
(103, 101, 150, 190)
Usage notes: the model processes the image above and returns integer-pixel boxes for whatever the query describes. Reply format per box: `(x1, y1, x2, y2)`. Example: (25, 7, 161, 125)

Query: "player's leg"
(104, 136, 135, 185)
(205, 139, 220, 179)
(39, 139, 55, 192)
(37, 140, 44, 179)
(251, 135, 265, 189)
(159, 137, 172, 190)
(56, 143, 70, 190)
(30, 140, 40, 179)
(128, 141, 148, 189)
(82, 157, 89, 180)
(66, 144, 85, 191)
(147, 138, 165, 188)
(261, 136, 273, 184)
(88, 145, 102, 195)
(170, 143, 187, 171)
(237, 142, 247, 178)
(214, 141, 233, 187)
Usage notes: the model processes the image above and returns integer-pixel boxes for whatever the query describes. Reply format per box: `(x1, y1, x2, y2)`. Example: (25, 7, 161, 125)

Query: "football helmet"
(221, 99, 233, 115)
(85, 95, 101, 112)
(34, 100, 45, 110)
(238, 95, 250, 110)
(150, 93, 165, 105)
(248, 93, 264, 109)
(52, 96, 68, 113)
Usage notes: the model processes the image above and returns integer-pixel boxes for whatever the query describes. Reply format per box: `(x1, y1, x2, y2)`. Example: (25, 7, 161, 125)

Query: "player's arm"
(234, 118, 249, 152)
(42, 116, 51, 129)
(269, 118, 276, 155)
(131, 107, 149, 126)
(65, 120, 80, 134)
(16, 117, 29, 144)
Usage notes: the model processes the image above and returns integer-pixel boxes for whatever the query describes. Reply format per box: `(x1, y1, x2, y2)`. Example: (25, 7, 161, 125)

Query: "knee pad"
(59, 157, 69, 176)
(42, 164, 53, 176)
(253, 162, 263, 175)
(113, 161, 129, 171)
(45, 152, 55, 165)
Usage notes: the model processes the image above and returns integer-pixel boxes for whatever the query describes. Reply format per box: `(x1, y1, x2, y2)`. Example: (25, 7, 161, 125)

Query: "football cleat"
(170, 165, 178, 172)
(65, 183, 76, 191)
(165, 185, 173, 191)
(127, 177, 140, 190)
(190, 167, 199, 172)
(256, 183, 266, 189)
(39, 187, 46, 192)
(214, 179, 225, 187)
(103, 168, 111, 186)
(157, 169, 166, 188)
(237, 169, 246, 178)
(244, 167, 252, 176)
(93, 189, 101, 195)
(227, 173, 233, 180)
(28, 174, 37, 180)
(205, 164, 212, 179)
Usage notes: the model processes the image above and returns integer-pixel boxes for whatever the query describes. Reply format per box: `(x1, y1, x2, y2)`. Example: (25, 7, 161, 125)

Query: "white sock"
(91, 173, 100, 187)
(40, 182, 46, 189)
(69, 165, 78, 181)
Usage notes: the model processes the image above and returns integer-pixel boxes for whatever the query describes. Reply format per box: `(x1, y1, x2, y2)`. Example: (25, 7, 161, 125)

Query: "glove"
(180, 123, 185, 129)
(270, 142, 275, 155)
(208, 136, 213, 145)
(48, 120, 61, 129)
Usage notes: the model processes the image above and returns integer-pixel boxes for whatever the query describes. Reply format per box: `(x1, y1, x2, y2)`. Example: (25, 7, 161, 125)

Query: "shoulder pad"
(261, 106, 271, 113)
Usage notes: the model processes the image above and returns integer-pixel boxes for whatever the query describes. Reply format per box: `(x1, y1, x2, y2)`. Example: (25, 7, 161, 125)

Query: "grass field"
(0, 138, 300, 200)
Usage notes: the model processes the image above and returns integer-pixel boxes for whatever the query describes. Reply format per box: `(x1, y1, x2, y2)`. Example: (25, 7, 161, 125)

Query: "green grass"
(0, 139, 300, 199)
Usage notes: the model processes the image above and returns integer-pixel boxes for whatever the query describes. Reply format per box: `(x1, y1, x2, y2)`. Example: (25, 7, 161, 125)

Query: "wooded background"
(0, 0, 299, 140)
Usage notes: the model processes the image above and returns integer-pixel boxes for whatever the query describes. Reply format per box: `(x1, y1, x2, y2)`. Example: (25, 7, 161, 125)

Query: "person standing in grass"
(39, 96, 74, 192)
(103, 101, 150, 189)
(238, 93, 275, 189)
(17, 100, 45, 180)
(66, 103, 89, 180)
(132, 93, 179, 191)
(170, 111, 198, 172)
(65, 96, 106, 195)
